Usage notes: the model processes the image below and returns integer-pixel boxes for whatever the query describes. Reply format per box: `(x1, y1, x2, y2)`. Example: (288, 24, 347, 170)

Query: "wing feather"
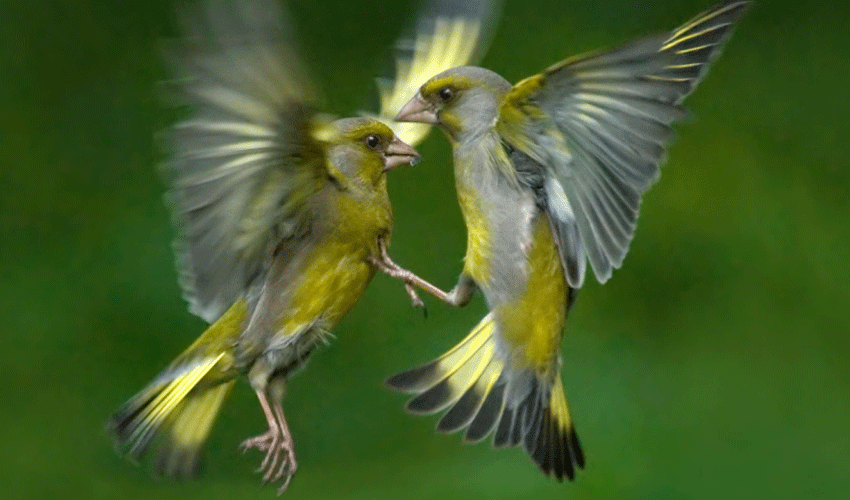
(162, 0, 325, 322)
(368, 0, 502, 146)
(499, 1, 749, 286)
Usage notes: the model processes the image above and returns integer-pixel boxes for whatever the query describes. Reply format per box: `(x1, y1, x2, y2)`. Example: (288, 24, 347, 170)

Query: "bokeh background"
(2, 0, 848, 498)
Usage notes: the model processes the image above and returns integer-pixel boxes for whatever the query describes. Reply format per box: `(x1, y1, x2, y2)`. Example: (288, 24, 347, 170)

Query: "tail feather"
(386, 314, 495, 393)
(464, 376, 507, 442)
(109, 353, 231, 475)
(400, 317, 497, 414)
(492, 403, 517, 448)
(405, 342, 492, 414)
(522, 379, 585, 481)
(153, 380, 234, 478)
(435, 357, 501, 433)
(109, 299, 246, 476)
(387, 313, 584, 481)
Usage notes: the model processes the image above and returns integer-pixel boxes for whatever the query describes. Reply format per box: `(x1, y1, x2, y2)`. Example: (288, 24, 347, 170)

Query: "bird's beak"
(383, 137, 421, 171)
(395, 93, 438, 124)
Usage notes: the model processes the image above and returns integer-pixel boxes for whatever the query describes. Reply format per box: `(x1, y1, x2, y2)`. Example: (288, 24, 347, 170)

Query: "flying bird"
(108, 0, 500, 493)
(389, 0, 751, 481)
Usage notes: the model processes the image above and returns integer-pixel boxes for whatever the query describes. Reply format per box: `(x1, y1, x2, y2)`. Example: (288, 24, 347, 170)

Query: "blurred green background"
(2, 0, 848, 498)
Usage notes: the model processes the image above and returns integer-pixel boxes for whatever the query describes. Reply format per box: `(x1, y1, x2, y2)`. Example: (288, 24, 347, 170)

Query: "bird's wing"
(497, 0, 749, 287)
(368, 0, 502, 146)
(161, 0, 329, 323)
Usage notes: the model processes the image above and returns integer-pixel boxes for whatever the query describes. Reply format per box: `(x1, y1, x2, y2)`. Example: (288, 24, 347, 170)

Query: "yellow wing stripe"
(667, 1, 746, 42)
(174, 119, 276, 138)
(147, 358, 216, 422)
(662, 24, 733, 52)
(665, 62, 703, 69)
(675, 44, 721, 55)
(128, 372, 200, 447)
(383, 18, 482, 118)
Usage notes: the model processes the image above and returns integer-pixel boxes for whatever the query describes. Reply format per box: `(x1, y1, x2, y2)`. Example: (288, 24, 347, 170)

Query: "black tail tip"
(528, 422, 585, 482)
(384, 362, 440, 392)
(153, 444, 203, 479)
(571, 427, 586, 470)
(105, 410, 132, 453)
(384, 372, 409, 391)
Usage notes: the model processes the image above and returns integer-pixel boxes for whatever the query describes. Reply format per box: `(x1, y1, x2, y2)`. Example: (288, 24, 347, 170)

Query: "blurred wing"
(369, 0, 502, 146)
(162, 0, 327, 322)
(498, 0, 749, 287)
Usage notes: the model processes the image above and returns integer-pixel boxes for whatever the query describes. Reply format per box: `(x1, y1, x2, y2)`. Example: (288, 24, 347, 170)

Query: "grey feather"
(464, 378, 507, 442)
(161, 0, 322, 322)
(507, 0, 750, 287)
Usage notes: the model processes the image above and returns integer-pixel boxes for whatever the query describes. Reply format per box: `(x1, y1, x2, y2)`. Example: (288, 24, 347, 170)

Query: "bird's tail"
(108, 300, 247, 477)
(387, 312, 584, 480)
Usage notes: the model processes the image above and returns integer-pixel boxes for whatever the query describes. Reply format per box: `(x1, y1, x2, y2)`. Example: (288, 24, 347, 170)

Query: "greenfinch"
(389, 0, 750, 481)
(108, 0, 498, 493)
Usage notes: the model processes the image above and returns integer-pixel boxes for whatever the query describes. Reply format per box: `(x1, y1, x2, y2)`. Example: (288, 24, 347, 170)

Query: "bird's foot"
(239, 430, 274, 453)
(240, 428, 298, 494)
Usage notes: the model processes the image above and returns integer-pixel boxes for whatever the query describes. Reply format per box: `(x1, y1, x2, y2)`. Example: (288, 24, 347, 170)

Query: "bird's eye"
(437, 87, 454, 102)
(365, 134, 381, 150)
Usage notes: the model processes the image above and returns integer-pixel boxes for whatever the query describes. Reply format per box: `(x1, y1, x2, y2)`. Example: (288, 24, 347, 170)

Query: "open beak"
(395, 93, 438, 124)
(383, 137, 421, 171)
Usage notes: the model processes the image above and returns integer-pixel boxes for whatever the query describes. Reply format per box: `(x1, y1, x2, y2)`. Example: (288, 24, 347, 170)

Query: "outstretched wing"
(370, 0, 502, 146)
(498, 1, 749, 287)
(162, 0, 327, 323)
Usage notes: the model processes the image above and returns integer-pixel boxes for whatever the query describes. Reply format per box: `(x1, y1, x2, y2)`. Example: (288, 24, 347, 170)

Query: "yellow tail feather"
(387, 312, 584, 480)
(109, 300, 246, 476)
(154, 380, 235, 477)
(109, 353, 231, 472)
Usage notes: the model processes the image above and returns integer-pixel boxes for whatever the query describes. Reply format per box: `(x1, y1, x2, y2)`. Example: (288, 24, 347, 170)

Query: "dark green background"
(2, 0, 848, 498)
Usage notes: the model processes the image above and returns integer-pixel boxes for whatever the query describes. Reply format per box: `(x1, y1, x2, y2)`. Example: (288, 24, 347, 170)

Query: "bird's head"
(395, 66, 511, 143)
(321, 117, 421, 189)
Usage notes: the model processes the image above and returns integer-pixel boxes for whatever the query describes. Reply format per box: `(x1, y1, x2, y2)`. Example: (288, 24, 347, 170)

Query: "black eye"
(438, 87, 454, 102)
(365, 134, 381, 150)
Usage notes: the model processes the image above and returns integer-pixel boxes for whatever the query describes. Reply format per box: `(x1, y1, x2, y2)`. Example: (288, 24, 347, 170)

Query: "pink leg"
(369, 235, 453, 308)
(239, 389, 298, 494)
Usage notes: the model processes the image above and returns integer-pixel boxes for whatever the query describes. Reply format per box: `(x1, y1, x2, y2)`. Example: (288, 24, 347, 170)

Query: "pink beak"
(395, 93, 438, 124)
(383, 137, 421, 171)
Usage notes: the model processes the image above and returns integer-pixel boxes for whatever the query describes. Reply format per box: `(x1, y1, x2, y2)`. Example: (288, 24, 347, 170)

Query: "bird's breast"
(275, 238, 374, 335)
(454, 144, 536, 301)
(455, 179, 492, 284)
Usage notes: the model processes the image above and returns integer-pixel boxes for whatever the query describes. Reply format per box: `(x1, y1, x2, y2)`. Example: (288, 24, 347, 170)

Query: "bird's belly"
(277, 241, 374, 335)
(253, 241, 373, 377)
(493, 214, 567, 374)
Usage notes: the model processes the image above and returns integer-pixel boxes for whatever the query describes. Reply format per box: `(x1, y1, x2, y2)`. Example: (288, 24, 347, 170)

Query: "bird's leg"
(239, 388, 298, 494)
(370, 235, 458, 309)
(265, 399, 297, 493)
(368, 254, 428, 309)
(445, 273, 476, 307)
(238, 388, 278, 454)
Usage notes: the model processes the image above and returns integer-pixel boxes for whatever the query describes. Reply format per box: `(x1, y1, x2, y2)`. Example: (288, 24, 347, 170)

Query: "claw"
(404, 283, 426, 311)
(239, 431, 273, 453)
(371, 256, 430, 312)
(240, 429, 297, 493)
